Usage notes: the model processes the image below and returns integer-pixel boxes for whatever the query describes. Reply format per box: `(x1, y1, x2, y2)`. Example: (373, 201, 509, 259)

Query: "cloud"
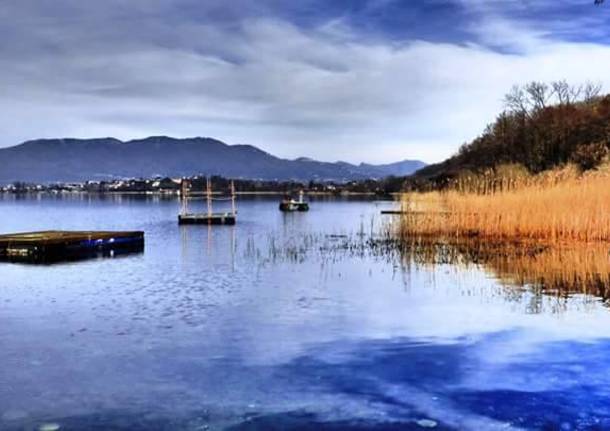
(0, 1, 609, 163)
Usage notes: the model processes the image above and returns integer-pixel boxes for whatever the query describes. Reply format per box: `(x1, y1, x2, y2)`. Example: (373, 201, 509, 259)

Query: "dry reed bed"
(400, 167, 610, 243)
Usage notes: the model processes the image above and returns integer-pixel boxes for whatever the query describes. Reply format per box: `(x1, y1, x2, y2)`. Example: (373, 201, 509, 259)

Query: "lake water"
(1, 195, 610, 430)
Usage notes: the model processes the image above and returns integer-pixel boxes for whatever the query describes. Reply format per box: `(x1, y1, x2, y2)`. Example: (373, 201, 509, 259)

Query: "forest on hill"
(408, 80, 610, 190)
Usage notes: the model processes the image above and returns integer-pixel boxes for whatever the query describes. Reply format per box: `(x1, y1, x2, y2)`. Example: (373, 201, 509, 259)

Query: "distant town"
(0, 175, 406, 196)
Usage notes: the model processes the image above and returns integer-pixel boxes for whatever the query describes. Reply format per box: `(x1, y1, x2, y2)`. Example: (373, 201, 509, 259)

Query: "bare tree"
(570, 83, 583, 102)
(582, 81, 603, 102)
(525, 81, 550, 110)
(552, 80, 593, 105)
(506, 80, 604, 116)
(504, 84, 529, 114)
(551, 80, 572, 105)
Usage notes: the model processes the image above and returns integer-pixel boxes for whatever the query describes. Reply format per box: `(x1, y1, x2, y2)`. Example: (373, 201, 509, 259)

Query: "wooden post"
(231, 180, 236, 217)
(180, 178, 189, 216)
(206, 177, 212, 217)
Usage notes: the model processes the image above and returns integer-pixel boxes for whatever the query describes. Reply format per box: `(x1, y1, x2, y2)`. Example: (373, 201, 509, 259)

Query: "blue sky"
(1, 0, 609, 163)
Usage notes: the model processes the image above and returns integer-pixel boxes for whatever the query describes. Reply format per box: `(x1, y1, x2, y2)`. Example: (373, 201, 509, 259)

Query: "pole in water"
(206, 177, 213, 218)
(180, 178, 189, 216)
(231, 180, 236, 216)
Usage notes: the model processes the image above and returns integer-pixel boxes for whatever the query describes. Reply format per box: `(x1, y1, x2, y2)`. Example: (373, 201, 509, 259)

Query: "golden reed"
(400, 163, 610, 243)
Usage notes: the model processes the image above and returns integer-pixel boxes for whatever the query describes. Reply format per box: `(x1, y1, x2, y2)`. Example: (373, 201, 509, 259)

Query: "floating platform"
(178, 178, 237, 225)
(178, 213, 236, 225)
(0, 230, 145, 263)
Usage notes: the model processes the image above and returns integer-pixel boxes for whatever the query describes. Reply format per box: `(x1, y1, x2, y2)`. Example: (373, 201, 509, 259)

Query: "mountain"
(358, 160, 428, 177)
(0, 136, 426, 183)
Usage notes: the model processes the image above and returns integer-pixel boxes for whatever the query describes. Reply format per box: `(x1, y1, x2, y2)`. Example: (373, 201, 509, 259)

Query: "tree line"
(410, 80, 610, 189)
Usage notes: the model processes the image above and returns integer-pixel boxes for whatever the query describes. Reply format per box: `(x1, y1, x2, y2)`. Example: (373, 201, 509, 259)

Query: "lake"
(1, 195, 610, 430)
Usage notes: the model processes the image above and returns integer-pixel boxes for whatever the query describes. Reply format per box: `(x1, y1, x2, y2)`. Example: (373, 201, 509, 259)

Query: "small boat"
(279, 191, 310, 212)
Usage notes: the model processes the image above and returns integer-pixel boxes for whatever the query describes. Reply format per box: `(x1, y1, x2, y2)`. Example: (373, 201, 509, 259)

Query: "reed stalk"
(400, 163, 610, 243)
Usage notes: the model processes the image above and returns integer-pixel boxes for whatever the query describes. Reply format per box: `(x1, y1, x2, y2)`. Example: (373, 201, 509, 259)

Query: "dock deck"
(178, 213, 236, 225)
(0, 230, 145, 263)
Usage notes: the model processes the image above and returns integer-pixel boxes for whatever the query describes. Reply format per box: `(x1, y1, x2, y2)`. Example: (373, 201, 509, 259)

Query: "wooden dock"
(0, 230, 144, 263)
(178, 213, 236, 225)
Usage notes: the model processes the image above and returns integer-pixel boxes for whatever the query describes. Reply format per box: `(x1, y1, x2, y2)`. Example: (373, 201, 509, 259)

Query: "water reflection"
(4, 332, 610, 430)
(173, 220, 610, 321)
(198, 224, 610, 312)
(395, 239, 610, 312)
(1, 196, 610, 430)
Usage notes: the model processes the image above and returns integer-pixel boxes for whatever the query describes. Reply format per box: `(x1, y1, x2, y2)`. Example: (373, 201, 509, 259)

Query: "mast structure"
(206, 177, 213, 218)
(180, 178, 189, 216)
(178, 176, 237, 225)
(231, 180, 236, 217)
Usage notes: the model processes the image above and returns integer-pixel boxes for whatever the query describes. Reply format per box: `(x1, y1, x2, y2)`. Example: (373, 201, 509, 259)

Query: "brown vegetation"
(400, 162, 610, 243)
(401, 80, 610, 244)
(410, 80, 609, 190)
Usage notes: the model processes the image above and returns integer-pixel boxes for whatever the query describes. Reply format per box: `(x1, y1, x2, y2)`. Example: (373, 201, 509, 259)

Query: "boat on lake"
(279, 190, 309, 212)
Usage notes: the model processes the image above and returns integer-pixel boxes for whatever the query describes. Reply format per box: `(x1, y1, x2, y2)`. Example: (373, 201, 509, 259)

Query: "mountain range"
(0, 136, 426, 183)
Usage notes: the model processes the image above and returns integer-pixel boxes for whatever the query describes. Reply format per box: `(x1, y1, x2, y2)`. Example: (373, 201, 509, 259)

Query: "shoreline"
(0, 190, 399, 198)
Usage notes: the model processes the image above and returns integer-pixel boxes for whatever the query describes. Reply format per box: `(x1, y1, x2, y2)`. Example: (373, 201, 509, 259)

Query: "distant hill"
(0, 136, 425, 183)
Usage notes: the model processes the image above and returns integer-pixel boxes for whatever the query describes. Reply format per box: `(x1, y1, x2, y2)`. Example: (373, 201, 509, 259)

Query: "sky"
(1, 0, 610, 164)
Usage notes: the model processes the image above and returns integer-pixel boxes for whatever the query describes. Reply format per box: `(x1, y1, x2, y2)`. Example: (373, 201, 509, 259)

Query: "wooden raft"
(0, 230, 145, 263)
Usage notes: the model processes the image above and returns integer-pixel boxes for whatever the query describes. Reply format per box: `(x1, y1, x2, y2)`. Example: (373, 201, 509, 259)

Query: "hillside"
(410, 81, 610, 188)
(0, 136, 425, 183)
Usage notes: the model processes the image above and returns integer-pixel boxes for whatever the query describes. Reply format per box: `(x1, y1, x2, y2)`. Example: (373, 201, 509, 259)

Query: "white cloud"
(0, 3, 609, 163)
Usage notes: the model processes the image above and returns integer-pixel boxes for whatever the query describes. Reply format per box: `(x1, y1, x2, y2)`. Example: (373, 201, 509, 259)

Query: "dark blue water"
(1, 195, 610, 430)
